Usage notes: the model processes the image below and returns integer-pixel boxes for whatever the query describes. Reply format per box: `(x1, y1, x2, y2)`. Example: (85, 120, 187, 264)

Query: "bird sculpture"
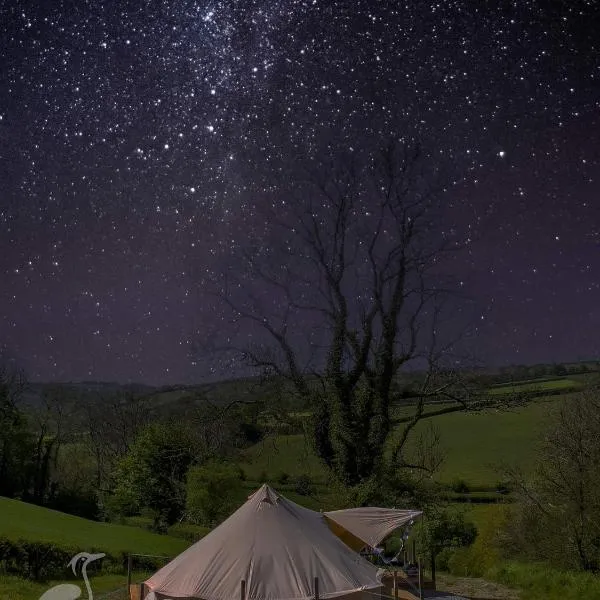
(38, 552, 106, 600)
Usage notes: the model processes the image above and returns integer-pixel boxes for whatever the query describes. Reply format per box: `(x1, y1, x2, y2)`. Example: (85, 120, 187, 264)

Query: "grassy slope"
(243, 397, 564, 489)
(241, 434, 329, 483)
(488, 377, 581, 394)
(0, 497, 189, 557)
(402, 399, 557, 486)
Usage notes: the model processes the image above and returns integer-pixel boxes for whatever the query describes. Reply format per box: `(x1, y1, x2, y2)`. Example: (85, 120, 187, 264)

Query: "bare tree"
(0, 360, 26, 411)
(28, 384, 74, 502)
(84, 390, 154, 489)
(83, 385, 248, 490)
(0, 361, 38, 498)
(208, 139, 499, 487)
(502, 387, 600, 572)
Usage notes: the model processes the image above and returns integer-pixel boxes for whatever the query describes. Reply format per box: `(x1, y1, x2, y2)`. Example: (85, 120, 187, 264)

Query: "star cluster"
(0, 0, 599, 383)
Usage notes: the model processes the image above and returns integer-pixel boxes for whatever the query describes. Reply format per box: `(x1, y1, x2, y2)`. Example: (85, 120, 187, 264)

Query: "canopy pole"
(241, 580, 246, 600)
(417, 557, 423, 600)
(314, 577, 319, 600)
(127, 554, 132, 591)
(392, 570, 397, 599)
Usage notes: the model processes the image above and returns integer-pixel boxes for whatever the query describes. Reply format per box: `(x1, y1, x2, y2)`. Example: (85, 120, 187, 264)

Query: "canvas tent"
(143, 484, 383, 600)
(324, 508, 423, 552)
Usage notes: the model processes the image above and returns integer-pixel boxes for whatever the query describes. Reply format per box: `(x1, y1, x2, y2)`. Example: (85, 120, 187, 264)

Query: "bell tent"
(143, 484, 384, 600)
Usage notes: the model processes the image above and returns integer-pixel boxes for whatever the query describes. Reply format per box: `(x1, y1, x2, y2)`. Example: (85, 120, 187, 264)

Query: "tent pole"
(392, 569, 397, 599)
(241, 580, 246, 600)
(127, 554, 132, 591)
(314, 577, 319, 600)
(417, 557, 423, 600)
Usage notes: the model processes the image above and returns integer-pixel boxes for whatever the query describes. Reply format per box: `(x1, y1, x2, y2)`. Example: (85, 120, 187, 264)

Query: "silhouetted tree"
(210, 139, 515, 489)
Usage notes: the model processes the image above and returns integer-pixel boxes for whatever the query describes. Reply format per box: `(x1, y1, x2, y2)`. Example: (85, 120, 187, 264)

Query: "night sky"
(1, 1, 599, 385)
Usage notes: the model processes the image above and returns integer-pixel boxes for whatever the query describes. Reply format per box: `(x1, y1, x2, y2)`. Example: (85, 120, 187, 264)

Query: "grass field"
(241, 433, 329, 483)
(400, 398, 559, 486)
(0, 497, 189, 557)
(242, 396, 566, 489)
(488, 377, 582, 394)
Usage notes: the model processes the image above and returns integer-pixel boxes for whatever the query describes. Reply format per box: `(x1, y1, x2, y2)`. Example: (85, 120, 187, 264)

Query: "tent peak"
(248, 483, 281, 505)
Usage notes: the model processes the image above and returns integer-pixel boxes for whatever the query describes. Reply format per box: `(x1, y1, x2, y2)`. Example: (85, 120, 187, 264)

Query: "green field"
(0, 497, 189, 557)
(242, 396, 568, 489)
(488, 377, 582, 394)
(241, 433, 329, 483)
(401, 399, 559, 486)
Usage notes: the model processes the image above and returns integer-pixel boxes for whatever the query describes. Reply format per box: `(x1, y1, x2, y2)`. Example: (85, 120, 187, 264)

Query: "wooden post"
(314, 577, 319, 600)
(127, 554, 133, 590)
(430, 549, 436, 590)
(241, 580, 246, 600)
(139, 583, 144, 600)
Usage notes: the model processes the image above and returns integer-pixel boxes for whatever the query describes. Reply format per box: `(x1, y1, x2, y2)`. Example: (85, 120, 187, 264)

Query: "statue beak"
(89, 552, 106, 563)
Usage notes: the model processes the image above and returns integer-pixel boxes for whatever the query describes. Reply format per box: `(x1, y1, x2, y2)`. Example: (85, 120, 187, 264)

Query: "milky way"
(1, 0, 599, 384)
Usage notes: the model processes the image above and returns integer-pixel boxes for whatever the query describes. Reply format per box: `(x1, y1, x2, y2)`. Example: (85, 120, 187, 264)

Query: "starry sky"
(0, 0, 599, 385)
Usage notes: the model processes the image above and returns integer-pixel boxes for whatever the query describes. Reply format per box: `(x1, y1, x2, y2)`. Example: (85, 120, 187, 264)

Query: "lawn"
(0, 497, 190, 557)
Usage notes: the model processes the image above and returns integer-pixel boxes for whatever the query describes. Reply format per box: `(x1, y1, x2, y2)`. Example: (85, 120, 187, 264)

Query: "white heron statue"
(38, 552, 106, 600)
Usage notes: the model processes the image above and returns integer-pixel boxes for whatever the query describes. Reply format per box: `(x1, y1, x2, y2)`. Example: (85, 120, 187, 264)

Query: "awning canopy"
(324, 507, 423, 551)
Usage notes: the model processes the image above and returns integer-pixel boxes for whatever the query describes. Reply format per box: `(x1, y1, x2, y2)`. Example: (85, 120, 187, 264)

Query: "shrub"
(186, 460, 246, 527)
(295, 474, 313, 496)
(451, 479, 470, 494)
(167, 523, 210, 543)
(46, 490, 101, 521)
(277, 472, 290, 485)
(107, 421, 197, 525)
(435, 547, 455, 572)
(496, 480, 512, 495)
(0, 537, 108, 581)
(384, 535, 403, 557)
(238, 422, 264, 445)
(447, 504, 506, 577)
